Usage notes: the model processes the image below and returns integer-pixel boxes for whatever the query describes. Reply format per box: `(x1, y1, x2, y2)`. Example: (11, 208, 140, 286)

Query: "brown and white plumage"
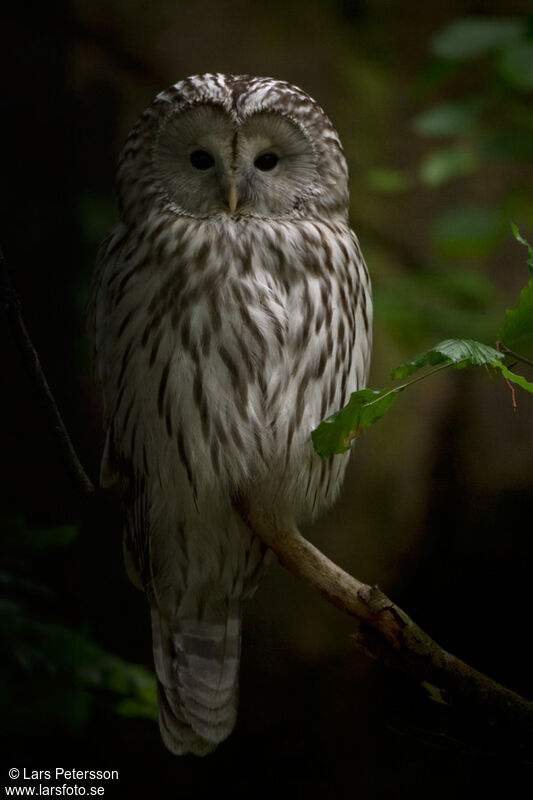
(88, 73, 372, 755)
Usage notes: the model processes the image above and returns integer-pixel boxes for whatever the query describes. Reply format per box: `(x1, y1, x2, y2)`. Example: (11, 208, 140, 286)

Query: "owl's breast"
(99, 216, 371, 520)
(154, 264, 359, 507)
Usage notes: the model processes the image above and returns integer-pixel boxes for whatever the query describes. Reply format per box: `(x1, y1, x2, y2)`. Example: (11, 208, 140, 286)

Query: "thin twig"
(504, 376, 518, 411)
(496, 341, 533, 368)
(0, 247, 95, 495)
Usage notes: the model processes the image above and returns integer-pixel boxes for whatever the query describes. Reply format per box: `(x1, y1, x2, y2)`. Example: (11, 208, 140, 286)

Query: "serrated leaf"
(511, 224, 533, 274)
(312, 389, 397, 459)
(498, 277, 533, 357)
(391, 338, 503, 380)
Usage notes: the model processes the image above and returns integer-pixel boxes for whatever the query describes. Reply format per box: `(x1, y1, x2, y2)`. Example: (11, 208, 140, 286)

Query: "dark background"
(1, 1, 533, 797)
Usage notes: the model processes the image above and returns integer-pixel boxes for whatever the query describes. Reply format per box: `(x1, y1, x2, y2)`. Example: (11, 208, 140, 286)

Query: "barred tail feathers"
(151, 601, 242, 756)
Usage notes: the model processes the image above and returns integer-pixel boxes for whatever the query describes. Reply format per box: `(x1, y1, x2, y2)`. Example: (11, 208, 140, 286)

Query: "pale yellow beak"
(228, 183, 238, 215)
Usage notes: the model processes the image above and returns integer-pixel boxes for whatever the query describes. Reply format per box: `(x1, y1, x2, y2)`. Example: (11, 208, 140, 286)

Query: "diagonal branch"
(0, 247, 95, 496)
(236, 500, 533, 749)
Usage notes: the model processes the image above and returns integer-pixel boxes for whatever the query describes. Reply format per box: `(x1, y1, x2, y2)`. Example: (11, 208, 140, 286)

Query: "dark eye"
(190, 150, 215, 170)
(254, 153, 279, 172)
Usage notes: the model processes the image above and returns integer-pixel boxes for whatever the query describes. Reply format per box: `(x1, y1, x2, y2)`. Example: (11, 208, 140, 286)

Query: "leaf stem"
(363, 360, 457, 409)
(496, 341, 533, 368)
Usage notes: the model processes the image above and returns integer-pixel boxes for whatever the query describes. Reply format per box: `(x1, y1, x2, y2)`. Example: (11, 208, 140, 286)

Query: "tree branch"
(236, 500, 533, 750)
(0, 247, 95, 496)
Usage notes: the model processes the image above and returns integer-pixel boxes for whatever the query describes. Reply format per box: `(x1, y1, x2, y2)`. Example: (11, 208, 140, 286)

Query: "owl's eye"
(190, 150, 215, 170)
(254, 153, 279, 172)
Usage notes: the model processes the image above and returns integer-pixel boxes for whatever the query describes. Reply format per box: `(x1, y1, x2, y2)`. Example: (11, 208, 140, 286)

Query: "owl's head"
(117, 74, 350, 223)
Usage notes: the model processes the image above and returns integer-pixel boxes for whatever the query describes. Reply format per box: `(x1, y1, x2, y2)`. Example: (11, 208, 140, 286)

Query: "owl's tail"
(150, 601, 242, 756)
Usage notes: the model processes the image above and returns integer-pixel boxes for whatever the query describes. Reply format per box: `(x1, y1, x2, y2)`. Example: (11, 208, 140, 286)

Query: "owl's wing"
(87, 224, 153, 593)
(87, 223, 129, 488)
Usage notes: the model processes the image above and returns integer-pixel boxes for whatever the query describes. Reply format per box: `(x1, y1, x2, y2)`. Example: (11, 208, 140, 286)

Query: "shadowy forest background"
(1, 1, 533, 797)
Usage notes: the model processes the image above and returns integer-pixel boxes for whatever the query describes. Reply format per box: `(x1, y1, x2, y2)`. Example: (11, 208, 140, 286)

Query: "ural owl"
(88, 74, 372, 755)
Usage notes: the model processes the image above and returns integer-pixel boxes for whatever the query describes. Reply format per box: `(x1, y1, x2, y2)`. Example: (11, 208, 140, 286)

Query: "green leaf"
(413, 102, 480, 137)
(0, 517, 158, 728)
(511, 224, 533, 273)
(496, 228, 533, 357)
(312, 389, 397, 458)
(498, 277, 533, 356)
(78, 651, 157, 718)
(1, 606, 159, 722)
(494, 362, 533, 394)
(420, 146, 478, 186)
(391, 338, 503, 380)
(431, 18, 525, 61)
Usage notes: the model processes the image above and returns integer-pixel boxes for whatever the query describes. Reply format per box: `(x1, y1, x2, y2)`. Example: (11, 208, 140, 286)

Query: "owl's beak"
(227, 183, 239, 215)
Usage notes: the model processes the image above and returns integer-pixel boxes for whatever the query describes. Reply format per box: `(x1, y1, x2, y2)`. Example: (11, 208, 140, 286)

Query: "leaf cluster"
(406, 16, 533, 190)
(0, 517, 157, 731)
(367, 15, 533, 352)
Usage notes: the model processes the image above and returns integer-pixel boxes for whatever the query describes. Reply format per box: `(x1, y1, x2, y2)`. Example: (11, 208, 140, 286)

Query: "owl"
(88, 74, 372, 755)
